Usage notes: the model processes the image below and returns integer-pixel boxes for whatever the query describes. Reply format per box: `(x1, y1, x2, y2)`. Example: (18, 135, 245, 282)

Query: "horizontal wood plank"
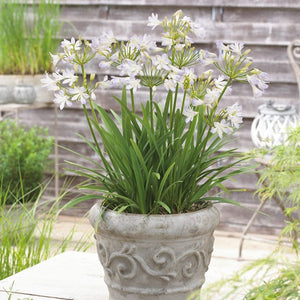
(61, 20, 300, 46)
(59, 0, 300, 9)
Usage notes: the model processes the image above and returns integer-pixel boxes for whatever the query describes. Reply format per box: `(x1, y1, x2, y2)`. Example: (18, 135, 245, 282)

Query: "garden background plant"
(0, 119, 54, 204)
(0, 179, 92, 280)
(0, 0, 62, 75)
(189, 125, 300, 299)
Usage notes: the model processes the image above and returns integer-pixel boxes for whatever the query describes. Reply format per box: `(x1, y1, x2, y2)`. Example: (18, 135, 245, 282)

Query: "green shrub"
(0, 119, 54, 204)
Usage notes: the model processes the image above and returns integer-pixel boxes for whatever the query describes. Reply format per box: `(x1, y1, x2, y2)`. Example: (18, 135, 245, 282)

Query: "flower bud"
(90, 73, 96, 81)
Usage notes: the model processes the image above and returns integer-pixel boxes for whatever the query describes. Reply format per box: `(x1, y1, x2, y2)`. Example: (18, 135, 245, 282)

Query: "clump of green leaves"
(0, 0, 62, 74)
(0, 119, 54, 204)
(0, 181, 92, 280)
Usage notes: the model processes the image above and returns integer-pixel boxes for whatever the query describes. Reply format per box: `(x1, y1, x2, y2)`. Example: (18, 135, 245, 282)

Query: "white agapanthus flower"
(98, 75, 113, 89)
(182, 15, 192, 25)
(92, 31, 116, 53)
(63, 52, 76, 65)
(70, 86, 89, 105)
(101, 31, 116, 47)
(50, 53, 61, 67)
(212, 120, 232, 138)
(174, 43, 185, 52)
(62, 69, 78, 86)
(226, 103, 243, 128)
(54, 90, 72, 110)
(61, 37, 81, 53)
(109, 51, 120, 64)
(183, 68, 197, 85)
(214, 75, 227, 90)
(117, 59, 142, 76)
(129, 34, 158, 53)
(125, 77, 141, 92)
(152, 54, 171, 71)
(247, 71, 269, 97)
(42, 9, 268, 145)
(204, 88, 220, 108)
(230, 42, 244, 56)
(40, 73, 59, 91)
(168, 66, 185, 82)
(147, 13, 161, 30)
(183, 106, 198, 123)
(199, 50, 217, 66)
(183, 35, 193, 46)
(214, 75, 232, 95)
(109, 76, 128, 89)
(99, 60, 112, 70)
(161, 36, 173, 48)
(164, 78, 177, 92)
(60, 39, 72, 52)
(216, 41, 230, 53)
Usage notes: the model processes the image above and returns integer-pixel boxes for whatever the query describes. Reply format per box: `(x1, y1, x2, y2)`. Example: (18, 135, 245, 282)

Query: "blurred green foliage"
(0, 119, 53, 204)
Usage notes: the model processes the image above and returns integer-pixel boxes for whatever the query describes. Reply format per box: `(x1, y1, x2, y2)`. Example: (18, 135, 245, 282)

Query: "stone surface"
(0, 252, 108, 300)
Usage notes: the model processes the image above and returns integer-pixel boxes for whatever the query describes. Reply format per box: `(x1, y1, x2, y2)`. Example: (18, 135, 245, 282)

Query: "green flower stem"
(170, 83, 179, 128)
(217, 78, 233, 104)
(130, 88, 135, 114)
(209, 77, 233, 125)
(150, 86, 154, 130)
(180, 90, 187, 115)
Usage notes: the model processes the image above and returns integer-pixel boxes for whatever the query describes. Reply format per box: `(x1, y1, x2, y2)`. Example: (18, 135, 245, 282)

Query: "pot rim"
(89, 201, 220, 239)
(91, 200, 217, 219)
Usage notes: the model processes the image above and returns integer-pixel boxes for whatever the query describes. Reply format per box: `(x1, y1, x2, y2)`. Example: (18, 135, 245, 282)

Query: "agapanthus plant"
(42, 10, 268, 214)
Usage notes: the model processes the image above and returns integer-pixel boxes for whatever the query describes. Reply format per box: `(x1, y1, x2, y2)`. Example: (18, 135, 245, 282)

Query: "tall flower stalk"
(43, 10, 269, 214)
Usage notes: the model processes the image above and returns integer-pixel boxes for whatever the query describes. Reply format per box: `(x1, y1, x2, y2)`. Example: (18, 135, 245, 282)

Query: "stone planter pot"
(12, 84, 36, 104)
(89, 202, 220, 300)
(0, 85, 11, 104)
(0, 74, 53, 104)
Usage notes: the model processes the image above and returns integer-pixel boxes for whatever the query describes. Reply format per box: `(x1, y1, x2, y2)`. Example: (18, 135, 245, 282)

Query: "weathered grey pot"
(0, 85, 10, 104)
(12, 84, 37, 104)
(0, 75, 53, 104)
(89, 202, 220, 300)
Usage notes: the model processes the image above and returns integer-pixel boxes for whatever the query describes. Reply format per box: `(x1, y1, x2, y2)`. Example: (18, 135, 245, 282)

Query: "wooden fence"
(17, 0, 300, 234)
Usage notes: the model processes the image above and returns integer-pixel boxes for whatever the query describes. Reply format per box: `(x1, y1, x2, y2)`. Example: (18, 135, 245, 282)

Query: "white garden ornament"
(251, 101, 299, 148)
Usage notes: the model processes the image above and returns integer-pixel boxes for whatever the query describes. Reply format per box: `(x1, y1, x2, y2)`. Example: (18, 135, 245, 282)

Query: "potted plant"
(0, 0, 62, 104)
(43, 10, 269, 300)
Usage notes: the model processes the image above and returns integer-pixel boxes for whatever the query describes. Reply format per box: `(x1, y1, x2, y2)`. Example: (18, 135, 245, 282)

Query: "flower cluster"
(42, 10, 268, 139)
